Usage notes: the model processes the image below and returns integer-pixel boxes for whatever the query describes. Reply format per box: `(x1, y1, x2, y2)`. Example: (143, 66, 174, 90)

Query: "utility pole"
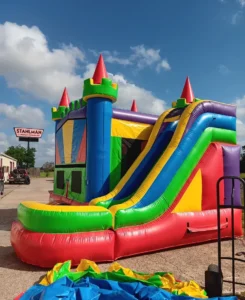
(26, 139, 30, 169)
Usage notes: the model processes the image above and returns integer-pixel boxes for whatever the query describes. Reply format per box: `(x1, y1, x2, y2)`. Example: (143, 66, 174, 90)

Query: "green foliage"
(41, 161, 54, 171)
(5, 145, 36, 167)
(41, 161, 55, 177)
(25, 148, 36, 167)
(241, 145, 245, 161)
(40, 171, 54, 178)
(240, 146, 245, 173)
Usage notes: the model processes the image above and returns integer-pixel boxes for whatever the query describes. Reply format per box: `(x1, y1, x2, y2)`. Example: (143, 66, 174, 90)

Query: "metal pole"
(231, 178, 235, 295)
(217, 179, 222, 274)
(27, 139, 30, 169)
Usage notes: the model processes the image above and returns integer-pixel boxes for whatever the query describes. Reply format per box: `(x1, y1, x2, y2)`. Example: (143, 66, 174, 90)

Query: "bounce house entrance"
(121, 138, 144, 177)
(110, 137, 147, 191)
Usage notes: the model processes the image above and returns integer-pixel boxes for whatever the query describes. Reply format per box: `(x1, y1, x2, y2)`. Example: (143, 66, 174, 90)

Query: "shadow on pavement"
(0, 245, 49, 272)
(0, 208, 17, 231)
(0, 207, 49, 272)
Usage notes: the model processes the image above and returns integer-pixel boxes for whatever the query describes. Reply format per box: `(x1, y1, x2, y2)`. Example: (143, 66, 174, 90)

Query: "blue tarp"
(20, 276, 237, 300)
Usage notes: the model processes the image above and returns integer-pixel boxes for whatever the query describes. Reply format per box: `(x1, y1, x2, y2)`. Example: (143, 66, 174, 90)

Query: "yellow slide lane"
(20, 201, 109, 212)
(90, 108, 175, 206)
(109, 100, 209, 216)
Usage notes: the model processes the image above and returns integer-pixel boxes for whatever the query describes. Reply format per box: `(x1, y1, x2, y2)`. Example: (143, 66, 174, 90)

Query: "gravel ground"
(0, 178, 244, 299)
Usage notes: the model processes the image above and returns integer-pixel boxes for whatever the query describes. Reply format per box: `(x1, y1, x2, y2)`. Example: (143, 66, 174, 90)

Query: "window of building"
(71, 171, 82, 194)
(56, 171, 65, 189)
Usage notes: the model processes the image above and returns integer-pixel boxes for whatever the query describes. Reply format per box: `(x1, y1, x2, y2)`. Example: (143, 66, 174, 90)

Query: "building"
(0, 153, 17, 182)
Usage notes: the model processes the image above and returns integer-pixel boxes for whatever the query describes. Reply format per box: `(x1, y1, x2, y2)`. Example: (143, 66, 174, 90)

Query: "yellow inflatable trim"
(111, 114, 181, 140)
(111, 119, 153, 140)
(164, 115, 180, 123)
(40, 259, 207, 298)
(172, 169, 202, 213)
(90, 108, 175, 206)
(62, 120, 74, 164)
(109, 262, 206, 298)
(21, 201, 109, 212)
(109, 100, 207, 216)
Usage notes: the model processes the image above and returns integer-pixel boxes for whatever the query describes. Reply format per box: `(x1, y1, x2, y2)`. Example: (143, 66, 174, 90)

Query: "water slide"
(97, 107, 183, 208)
(105, 99, 242, 259)
(11, 100, 242, 267)
(94, 100, 237, 229)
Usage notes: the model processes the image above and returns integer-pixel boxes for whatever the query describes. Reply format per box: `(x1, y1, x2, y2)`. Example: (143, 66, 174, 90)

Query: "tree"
(24, 148, 36, 168)
(241, 146, 245, 161)
(41, 161, 54, 177)
(5, 145, 36, 168)
(42, 162, 55, 171)
(240, 146, 245, 173)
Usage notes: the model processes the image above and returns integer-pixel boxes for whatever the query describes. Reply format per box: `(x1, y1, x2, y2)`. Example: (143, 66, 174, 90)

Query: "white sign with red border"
(14, 128, 44, 138)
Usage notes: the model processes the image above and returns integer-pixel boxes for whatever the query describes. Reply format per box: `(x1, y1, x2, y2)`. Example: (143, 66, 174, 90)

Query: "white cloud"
(130, 45, 161, 69)
(236, 119, 245, 146)
(0, 22, 85, 103)
(233, 96, 245, 119)
(238, 0, 245, 7)
(0, 22, 168, 165)
(218, 64, 230, 75)
(90, 45, 171, 72)
(109, 73, 166, 114)
(231, 11, 243, 24)
(0, 22, 168, 111)
(80, 64, 166, 115)
(0, 103, 46, 128)
(0, 133, 10, 149)
(231, 96, 245, 145)
(229, 0, 245, 25)
(82, 63, 96, 80)
(156, 60, 171, 72)
(90, 50, 132, 66)
(36, 133, 55, 164)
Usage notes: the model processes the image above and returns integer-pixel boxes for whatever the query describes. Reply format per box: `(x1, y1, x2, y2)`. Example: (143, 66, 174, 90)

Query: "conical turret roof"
(92, 54, 108, 84)
(59, 87, 70, 107)
(131, 99, 138, 112)
(180, 77, 195, 103)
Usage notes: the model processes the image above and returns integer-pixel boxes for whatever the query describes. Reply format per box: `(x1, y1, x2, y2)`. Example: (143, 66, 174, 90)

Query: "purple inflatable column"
(222, 145, 241, 206)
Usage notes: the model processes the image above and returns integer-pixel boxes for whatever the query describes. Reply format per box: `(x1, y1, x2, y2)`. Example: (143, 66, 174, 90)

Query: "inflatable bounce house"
(11, 55, 243, 268)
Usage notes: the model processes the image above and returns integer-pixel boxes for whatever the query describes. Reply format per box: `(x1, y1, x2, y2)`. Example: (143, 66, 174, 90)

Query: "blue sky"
(0, 0, 245, 165)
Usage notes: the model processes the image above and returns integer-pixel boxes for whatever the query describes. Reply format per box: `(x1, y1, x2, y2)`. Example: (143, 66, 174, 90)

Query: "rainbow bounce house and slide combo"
(11, 55, 243, 299)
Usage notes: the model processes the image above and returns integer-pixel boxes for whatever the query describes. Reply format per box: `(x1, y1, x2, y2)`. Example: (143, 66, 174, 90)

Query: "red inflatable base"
(11, 209, 242, 268)
(115, 209, 242, 258)
(11, 221, 115, 267)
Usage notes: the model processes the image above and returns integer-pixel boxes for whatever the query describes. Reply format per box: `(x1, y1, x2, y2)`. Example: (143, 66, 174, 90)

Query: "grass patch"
(40, 171, 54, 178)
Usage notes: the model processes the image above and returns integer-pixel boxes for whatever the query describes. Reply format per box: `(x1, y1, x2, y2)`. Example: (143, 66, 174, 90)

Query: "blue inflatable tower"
(83, 55, 118, 201)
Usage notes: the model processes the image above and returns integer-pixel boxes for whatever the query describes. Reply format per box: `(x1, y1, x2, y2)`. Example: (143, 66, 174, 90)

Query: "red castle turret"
(131, 99, 138, 112)
(51, 87, 71, 120)
(180, 77, 194, 104)
(59, 87, 70, 107)
(93, 54, 108, 84)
